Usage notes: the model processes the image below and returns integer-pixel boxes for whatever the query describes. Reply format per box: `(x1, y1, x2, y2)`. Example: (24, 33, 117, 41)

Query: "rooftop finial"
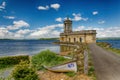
(67, 15, 69, 20)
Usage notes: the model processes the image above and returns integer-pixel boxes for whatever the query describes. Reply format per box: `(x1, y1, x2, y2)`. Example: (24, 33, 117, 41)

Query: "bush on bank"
(0, 55, 29, 69)
(12, 61, 38, 80)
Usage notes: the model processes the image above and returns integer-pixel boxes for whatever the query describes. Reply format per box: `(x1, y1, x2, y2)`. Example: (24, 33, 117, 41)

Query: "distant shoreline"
(0, 38, 59, 40)
(97, 37, 120, 40)
(0, 37, 120, 40)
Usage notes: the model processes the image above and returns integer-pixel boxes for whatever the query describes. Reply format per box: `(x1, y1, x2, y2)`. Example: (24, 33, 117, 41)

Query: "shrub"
(0, 55, 29, 69)
(31, 50, 69, 70)
(88, 66, 95, 76)
(12, 61, 38, 80)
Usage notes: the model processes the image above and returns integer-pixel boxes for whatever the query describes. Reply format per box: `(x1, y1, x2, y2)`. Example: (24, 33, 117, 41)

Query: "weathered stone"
(60, 17, 96, 43)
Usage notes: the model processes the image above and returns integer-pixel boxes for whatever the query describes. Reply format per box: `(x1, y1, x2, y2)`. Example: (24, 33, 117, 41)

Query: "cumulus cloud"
(0, 22, 63, 39)
(55, 17, 62, 22)
(98, 20, 105, 24)
(0, 1, 6, 10)
(38, 5, 49, 10)
(16, 29, 31, 35)
(7, 20, 29, 30)
(28, 24, 63, 38)
(0, 20, 30, 39)
(56, 13, 88, 22)
(92, 11, 98, 15)
(74, 26, 85, 31)
(50, 3, 60, 10)
(37, 3, 60, 11)
(74, 26, 120, 38)
(72, 13, 88, 21)
(0, 19, 119, 39)
(0, 27, 8, 38)
(4, 16, 15, 19)
(0, 27, 13, 39)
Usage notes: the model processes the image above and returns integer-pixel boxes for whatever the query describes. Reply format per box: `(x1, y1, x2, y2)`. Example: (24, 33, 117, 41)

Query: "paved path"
(88, 43, 120, 80)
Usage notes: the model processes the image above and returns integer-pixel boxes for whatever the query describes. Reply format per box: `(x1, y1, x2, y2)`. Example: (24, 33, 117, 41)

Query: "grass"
(65, 72, 76, 77)
(0, 65, 13, 70)
(0, 55, 29, 70)
(97, 42, 120, 55)
(86, 44, 97, 80)
(31, 50, 70, 70)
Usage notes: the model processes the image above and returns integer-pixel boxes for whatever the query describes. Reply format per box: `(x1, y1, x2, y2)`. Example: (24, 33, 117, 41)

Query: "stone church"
(60, 18, 97, 43)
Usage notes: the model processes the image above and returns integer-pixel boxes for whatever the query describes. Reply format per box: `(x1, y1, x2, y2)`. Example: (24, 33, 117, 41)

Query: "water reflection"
(60, 44, 75, 54)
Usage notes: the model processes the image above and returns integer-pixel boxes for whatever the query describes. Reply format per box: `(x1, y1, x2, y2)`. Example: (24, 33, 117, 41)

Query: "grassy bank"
(0, 55, 30, 79)
(0, 55, 29, 70)
(97, 42, 120, 55)
(0, 48, 97, 80)
(31, 50, 70, 70)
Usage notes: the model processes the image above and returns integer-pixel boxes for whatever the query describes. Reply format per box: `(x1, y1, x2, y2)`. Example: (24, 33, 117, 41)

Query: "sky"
(0, 0, 120, 39)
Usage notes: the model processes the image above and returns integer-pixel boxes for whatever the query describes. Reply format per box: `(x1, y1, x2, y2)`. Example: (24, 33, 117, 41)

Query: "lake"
(0, 39, 119, 56)
(0, 40, 60, 56)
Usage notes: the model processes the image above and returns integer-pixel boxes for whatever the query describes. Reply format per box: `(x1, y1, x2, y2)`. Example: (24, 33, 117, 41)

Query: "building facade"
(60, 18, 97, 43)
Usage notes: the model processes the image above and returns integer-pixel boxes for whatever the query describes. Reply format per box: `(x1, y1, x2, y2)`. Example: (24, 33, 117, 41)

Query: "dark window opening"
(80, 38, 82, 42)
(69, 38, 70, 42)
(74, 38, 76, 42)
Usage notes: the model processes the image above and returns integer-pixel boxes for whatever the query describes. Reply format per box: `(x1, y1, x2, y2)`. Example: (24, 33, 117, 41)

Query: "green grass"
(97, 42, 120, 55)
(86, 44, 97, 80)
(0, 55, 29, 70)
(65, 72, 76, 77)
(31, 50, 70, 70)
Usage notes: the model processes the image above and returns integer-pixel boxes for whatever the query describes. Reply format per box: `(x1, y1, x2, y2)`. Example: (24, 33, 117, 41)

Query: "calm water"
(0, 40, 60, 56)
(0, 39, 119, 56)
(97, 40, 120, 49)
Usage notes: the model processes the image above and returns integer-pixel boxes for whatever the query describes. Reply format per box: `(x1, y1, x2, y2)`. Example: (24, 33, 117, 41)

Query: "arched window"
(80, 38, 82, 42)
(74, 38, 76, 42)
(69, 38, 71, 42)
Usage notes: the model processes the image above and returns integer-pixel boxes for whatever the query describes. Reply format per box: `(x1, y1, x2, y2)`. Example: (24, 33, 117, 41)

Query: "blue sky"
(0, 0, 120, 39)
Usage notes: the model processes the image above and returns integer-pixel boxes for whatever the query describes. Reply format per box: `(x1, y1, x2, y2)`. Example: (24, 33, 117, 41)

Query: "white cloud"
(56, 13, 88, 22)
(55, 17, 62, 22)
(0, 27, 14, 39)
(92, 11, 98, 15)
(38, 5, 49, 10)
(96, 27, 120, 38)
(74, 26, 85, 31)
(0, 1, 6, 10)
(74, 25, 120, 38)
(4, 16, 15, 19)
(16, 29, 31, 35)
(72, 13, 88, 21)
(28, 24, 63, 38)
(0, 27, 8, 38)
(98, 20, 105, 24)
(50, 3, 60, 10)
(13, 29, 32, 39)
(0, 21, 63, 39)
(37, 3, 60, 11)
(7, 20, 29, 30)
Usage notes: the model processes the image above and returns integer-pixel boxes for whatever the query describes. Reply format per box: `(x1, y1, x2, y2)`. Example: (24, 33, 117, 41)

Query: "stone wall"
(60, 33, 96, 43)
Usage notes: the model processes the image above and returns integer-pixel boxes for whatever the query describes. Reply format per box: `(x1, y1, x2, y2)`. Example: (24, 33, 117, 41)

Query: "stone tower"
(64, 17, 72, 33)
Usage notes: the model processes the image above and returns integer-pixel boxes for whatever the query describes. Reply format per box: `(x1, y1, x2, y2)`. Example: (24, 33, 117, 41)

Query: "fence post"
(84, 50, 88, 74)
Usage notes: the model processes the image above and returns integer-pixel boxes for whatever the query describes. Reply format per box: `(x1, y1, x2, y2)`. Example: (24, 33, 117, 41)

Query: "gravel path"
(89, 43, 120, 80)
